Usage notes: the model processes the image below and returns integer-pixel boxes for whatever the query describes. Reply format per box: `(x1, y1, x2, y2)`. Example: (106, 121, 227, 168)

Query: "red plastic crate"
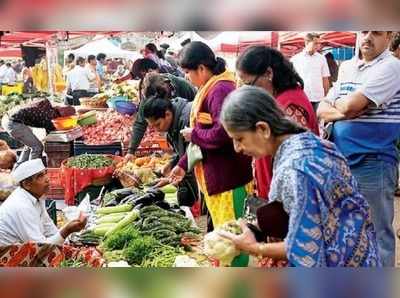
(46, 168, 64, 200)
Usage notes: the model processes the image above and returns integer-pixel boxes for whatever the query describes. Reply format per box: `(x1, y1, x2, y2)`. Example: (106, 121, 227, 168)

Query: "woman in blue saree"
(219, 86, 380, 267)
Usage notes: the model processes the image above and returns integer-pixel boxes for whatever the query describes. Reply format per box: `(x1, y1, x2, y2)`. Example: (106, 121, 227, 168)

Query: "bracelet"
(256, 243, 268, 259)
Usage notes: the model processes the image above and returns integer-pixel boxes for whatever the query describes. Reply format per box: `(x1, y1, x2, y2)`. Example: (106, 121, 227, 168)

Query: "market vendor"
(0, 159, 87, 246)
(218, 86, 380, 267)
(1, 98, 75, 167)
(121, 60, 196, 158)
(142, 96, 198, 207)
(65, 56, 96, 105)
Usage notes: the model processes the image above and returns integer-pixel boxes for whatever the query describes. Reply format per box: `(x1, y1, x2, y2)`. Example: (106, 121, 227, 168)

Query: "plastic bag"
(62, 194, 90, 221)
(187, 143, 202, 172)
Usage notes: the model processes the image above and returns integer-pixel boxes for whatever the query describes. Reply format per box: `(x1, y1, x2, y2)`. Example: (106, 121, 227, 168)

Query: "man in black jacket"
(142, 96, 198, 207)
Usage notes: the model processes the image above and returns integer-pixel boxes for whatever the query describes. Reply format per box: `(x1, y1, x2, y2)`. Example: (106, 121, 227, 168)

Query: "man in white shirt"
(317, 31, 400, 266)
(0, 60, 7, 86)
(66, 56, 96, 105)
(86, 55, 100, 96)
(291, 33, 331, 112)
(2, 63, 17, 85)
(0, 159, 87, 246)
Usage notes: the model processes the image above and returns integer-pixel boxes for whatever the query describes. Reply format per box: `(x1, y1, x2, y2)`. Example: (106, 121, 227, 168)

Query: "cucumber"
(96, 204, 133, 215)
(96, 213, 128, 224)
(104, 210, 140, 238)
(92, 224, 117, 237)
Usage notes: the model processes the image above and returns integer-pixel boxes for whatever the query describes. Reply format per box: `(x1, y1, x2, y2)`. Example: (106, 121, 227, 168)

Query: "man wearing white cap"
(0, 159, 87, 246)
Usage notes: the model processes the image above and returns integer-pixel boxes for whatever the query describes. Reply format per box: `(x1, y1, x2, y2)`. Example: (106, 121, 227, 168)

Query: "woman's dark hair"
(143, 96, 173, 120)
(130, 58, 159, 80)
(236, 46, 304, 94)
(178, 41, 226, 75)
(221, 86, 306, 136)
(143, 73, 172, 100)
(145, 43, 158, 54)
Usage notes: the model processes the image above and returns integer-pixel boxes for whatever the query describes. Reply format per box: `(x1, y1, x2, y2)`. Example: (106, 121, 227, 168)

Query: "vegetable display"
(81, 111, 133, 145)
(135, 205, 201, 247)
(66, 154, 113, 169)
(123, 235, 159, 265)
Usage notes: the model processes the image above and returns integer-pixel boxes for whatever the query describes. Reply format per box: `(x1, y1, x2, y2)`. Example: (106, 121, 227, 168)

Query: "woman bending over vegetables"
(219, 86, 380, 267)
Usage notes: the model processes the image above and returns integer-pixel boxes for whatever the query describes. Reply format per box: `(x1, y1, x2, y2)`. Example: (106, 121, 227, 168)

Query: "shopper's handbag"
(256, 201, 289, 239)
(187, 142, 203, 172)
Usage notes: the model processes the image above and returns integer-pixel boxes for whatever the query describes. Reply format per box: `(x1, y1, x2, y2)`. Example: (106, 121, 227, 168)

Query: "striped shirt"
(327, 50, 400, 166)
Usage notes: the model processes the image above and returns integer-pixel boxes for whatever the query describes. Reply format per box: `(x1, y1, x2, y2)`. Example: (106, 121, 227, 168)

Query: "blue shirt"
(326, 50, 400, 166)
(96, 63, 105, 79)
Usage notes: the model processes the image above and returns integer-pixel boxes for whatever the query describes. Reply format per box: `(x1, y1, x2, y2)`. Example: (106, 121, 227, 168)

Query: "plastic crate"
(46, 168, 65, 200)
(73, 140, 123, 156)
(0, 131, 23, 149)
(44, 141, 73, 168)
(2, 83, 23, 96)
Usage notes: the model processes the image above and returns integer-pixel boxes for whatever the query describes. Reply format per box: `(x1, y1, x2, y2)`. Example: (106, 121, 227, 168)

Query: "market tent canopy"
(163, 31, 278, 54)
(208, 31, 278, 53)
(0, 48, 22, 58)
(279, 31, 357, 57)
(64, 38, 141, 61)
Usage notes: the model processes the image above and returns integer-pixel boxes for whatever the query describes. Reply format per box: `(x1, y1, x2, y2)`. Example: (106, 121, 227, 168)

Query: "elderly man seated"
(0, 159, 87, 246)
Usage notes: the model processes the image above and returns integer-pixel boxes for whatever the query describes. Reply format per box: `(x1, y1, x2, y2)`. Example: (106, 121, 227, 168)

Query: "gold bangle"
(257, 243, 268, 259)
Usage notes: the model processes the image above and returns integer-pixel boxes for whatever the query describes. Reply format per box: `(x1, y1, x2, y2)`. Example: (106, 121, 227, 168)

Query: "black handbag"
(256, 201, 289, 239)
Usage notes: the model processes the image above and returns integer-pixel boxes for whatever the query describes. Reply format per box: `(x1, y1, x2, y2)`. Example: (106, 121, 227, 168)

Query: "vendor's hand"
(61, 212, 88, 238)
(180, 127, 193, 142)
(168, 166, 185, 186)
(217, 219, 259, 255)
(161, 163, 172, 177)
(154, 177, 170, 188)
(125, 153, 135, 162)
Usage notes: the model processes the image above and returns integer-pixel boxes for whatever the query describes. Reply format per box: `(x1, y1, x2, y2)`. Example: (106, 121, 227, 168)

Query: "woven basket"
(79, 97, 108, 108)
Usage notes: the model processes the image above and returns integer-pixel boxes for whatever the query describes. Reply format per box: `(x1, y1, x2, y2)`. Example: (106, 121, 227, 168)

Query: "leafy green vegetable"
(66, 154, 113, 169)
(102, 225, 140, 251)
(123, 235, 160, 265)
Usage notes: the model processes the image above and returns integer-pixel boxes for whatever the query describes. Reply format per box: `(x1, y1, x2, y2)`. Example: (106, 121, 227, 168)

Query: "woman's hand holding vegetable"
(168, 166, 185, 186)
(154, 177, 170, 188)
(217, 219, 259, 255)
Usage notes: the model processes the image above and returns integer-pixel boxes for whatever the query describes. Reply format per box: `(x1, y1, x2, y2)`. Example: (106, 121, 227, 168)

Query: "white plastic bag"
(62, 194, 90, 221)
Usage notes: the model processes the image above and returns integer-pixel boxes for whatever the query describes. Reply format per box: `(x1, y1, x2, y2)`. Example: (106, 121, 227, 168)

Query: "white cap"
(12, 159, 46, 183)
